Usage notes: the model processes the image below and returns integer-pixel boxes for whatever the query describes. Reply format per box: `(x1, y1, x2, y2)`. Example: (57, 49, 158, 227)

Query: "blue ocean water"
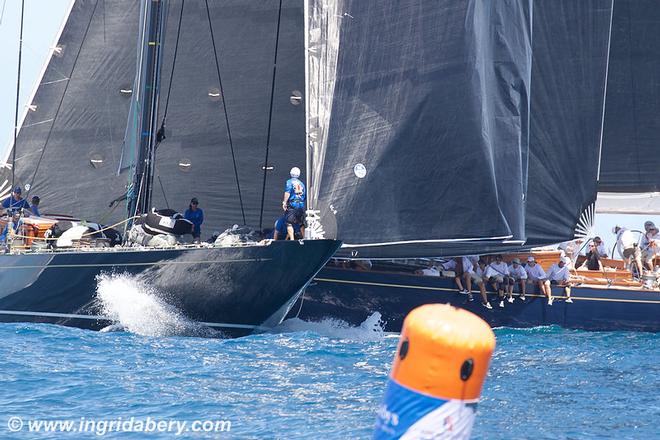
(0, 281, 658, 439)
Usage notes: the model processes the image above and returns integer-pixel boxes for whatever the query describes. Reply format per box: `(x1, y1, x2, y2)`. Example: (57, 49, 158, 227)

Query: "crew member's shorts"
(489, 275, 513, 286)
(623, 246, 641, 260)
(286, 207, 305, 225)
(469, 272, 484, 285)
(642, 249, 655, 264)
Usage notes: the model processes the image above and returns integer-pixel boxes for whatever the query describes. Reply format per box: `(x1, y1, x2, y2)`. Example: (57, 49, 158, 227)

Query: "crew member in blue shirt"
(29, 196, 41, 217)
(282, 167, 306, 240)
(184, 197, 204, 243)
(273, 215, 301, 240)
(0, 211, 23, 244)
(2, 186, 30, 212)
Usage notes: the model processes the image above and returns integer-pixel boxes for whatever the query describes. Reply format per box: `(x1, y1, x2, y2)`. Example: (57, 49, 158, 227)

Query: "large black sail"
(151, 0, 307, 233)
(9, 0, 307, 236)
(9, 0, 138, 224)
(524, 0, 614, 245)
(599, 0, 660, 193)
(307, 0, 533, 258)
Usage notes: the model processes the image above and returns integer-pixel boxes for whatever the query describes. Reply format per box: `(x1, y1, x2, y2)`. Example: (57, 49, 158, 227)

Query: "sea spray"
(95, 273, 219, 338)
(275, 312, 388, 341)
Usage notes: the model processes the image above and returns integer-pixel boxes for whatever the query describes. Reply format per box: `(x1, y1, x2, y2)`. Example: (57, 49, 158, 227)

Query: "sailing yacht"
(292, 0, 660, 332)
(0, 0, 340, 336)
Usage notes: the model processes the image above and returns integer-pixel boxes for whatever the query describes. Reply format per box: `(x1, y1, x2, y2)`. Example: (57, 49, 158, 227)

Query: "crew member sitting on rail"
(613, 225, 643, 279)
(282, 167, 306, 240)
(2, 186, 29, 213)
(29, 196, 41, 217)
(579, 242, 604, 271)
(640, 222, 659, 271)
(184, 197, 204, 243)
(488, 254, 513, 308)
(441, 257, 476, 297)
(474, 259, 492, 309)
(272, 215, 301, 240)
(525, 256, 553, 305)
(548, 256, 573, 303)
(508, 258, 527, 301)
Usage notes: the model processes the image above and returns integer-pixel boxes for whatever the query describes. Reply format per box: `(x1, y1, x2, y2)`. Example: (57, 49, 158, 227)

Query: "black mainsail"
(306, 0, 534, 258)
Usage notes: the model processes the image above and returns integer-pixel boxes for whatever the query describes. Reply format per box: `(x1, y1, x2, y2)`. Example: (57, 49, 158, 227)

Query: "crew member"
(613, 225, 643, 278)
(184, 198, 204, 243)
(548, 256, 573, 303)
(2, 186, 30, 212)
(273, 215, 301, 240)
(282, 167, 306, 240)
(30, 196, 41, 217)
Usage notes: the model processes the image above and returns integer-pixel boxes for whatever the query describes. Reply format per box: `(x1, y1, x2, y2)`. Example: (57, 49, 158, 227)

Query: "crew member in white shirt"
(640, 222, 659, 271)
(416, 260, 440, 277)
(613, 225, 643, 278)
(525, 256, 553, 305)
(472, 259, 492, 309)
(548, 256, 573, 303)
(441, 257, 475, 296)
(508, 258, 528, 301)
(488, 255, 513, 308)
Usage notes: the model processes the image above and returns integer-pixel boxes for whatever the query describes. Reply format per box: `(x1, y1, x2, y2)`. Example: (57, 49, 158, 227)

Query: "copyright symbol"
(7, 416, 23, 432)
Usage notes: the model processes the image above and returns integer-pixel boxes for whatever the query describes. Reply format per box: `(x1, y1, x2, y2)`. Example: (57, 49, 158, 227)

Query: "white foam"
(95, 273, 219, 338)
(275, 312, 388, 341)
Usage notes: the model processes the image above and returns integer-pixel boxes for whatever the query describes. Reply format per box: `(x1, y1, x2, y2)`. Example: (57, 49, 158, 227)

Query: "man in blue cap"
(282, 167, 306, 240)
(2, 186, 30, 213)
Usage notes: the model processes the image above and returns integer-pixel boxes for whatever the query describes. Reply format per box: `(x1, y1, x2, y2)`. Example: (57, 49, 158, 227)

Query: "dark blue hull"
(0, 240, 341, 337)
(297, 266, 660, 332)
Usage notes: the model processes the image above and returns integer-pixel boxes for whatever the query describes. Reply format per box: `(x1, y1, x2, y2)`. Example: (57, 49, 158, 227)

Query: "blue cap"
(13, 186, 21, 194)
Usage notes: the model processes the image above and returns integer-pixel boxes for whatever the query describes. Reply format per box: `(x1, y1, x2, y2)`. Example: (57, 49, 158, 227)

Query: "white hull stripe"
(0, 310, 265, 330)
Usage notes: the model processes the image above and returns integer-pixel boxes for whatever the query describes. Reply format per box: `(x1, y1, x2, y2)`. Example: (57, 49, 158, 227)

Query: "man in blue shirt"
(282, 167, 306, 240)
(29, 196, 41, 217)
(273, 215, 301, 240)
(2, 186, 30, 212)
(0, 211, 23, 244)
(184, 197, 204, 243)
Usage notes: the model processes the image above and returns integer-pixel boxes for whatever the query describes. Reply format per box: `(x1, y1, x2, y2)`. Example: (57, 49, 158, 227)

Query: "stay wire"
(11, 0, 25, 198)
(25, 0, 100, 204)
(204, 0, 246, 225)
(258, 0, 284, 231)
(159, 0, 185, 128)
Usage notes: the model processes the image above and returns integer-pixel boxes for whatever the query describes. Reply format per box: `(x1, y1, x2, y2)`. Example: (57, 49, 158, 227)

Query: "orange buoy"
(373, 304, 496, 439)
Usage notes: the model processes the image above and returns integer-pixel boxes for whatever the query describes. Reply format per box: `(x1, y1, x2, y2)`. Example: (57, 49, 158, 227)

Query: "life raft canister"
(373, 304, 495, 440)
(142, 208, 192, 236)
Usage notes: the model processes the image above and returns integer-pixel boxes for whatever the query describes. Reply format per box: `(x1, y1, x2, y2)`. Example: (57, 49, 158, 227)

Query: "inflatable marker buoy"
(373, 304, 495, 439)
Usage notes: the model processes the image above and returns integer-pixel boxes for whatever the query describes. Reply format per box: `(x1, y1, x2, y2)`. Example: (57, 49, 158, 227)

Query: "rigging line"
(24, 0, 100, 204)
(11, 0, 25, 197)
(0, 0, 6, 25)
(161, 0, 184, 123)
(258, 0, 284, 231)
(157, 175, 170, 209)
(204, 0, 246, 225)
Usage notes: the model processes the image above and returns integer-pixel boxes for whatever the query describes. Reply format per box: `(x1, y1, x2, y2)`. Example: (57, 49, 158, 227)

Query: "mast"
(11, 0, 25, 195)
(127, 0, 168, 219)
